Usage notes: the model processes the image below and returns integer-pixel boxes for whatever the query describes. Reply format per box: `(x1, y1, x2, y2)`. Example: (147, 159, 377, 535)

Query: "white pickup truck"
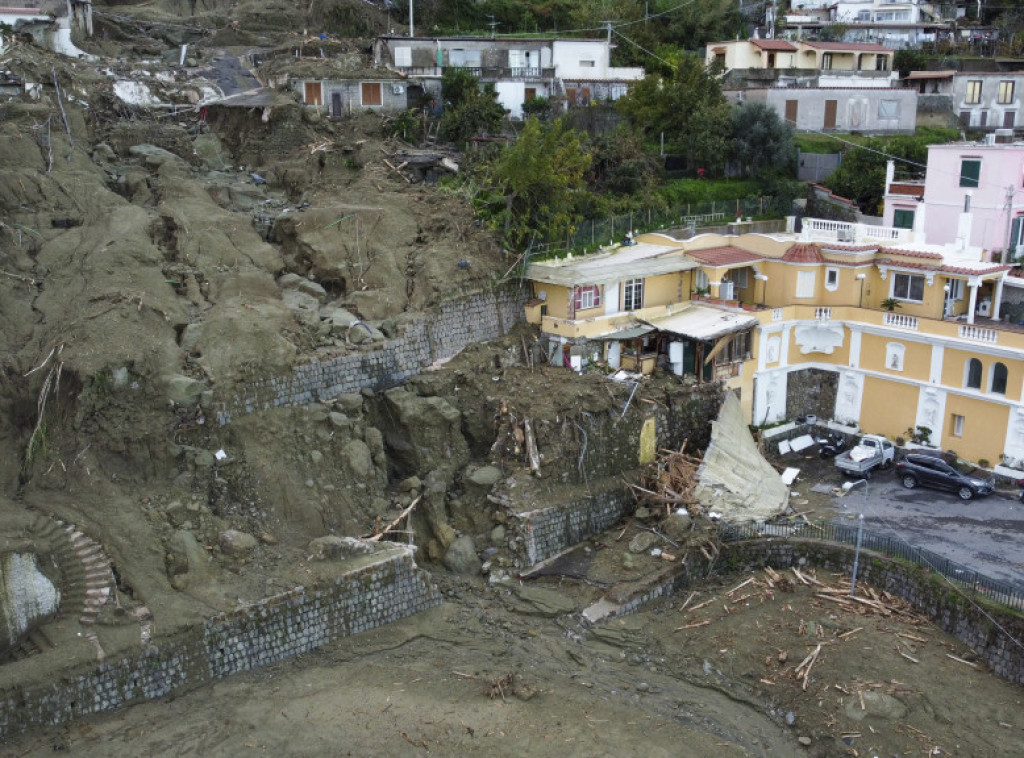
(834, 434, 896, 479)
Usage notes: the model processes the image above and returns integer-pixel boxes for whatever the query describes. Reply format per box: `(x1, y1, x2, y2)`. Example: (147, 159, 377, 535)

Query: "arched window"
(965, 358, 983, 389)
(992, 362, 1008, 394)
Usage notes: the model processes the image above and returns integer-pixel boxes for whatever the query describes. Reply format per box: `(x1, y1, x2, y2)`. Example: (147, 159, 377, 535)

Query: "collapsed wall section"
(0, 548, 441, 741)
(216, 286, 526, 424)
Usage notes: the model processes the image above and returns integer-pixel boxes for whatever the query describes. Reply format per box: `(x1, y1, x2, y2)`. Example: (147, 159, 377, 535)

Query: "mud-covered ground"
(7, 557, 1024, 758)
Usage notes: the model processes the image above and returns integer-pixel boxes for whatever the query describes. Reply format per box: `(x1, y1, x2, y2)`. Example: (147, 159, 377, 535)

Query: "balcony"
(759, 305, 1024, 349)
(801, 218, 915, 246)
(393, 64, 556, 81)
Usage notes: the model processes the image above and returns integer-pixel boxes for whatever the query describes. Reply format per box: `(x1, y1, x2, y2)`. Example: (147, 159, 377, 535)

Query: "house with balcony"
(883, 140, 1024, 262)
(371, 36, 643, 119)
(708, 38, 897, 88)
(779, 0, 959, 49)
(524, 218, 1024, 466)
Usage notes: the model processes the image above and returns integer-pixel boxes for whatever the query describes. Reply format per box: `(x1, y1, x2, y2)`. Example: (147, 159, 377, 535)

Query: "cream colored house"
(525, 220, 1020, 466)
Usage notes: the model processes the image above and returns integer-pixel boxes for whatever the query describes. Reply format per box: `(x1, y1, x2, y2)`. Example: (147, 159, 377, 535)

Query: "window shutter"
(574, 287, 582, 310)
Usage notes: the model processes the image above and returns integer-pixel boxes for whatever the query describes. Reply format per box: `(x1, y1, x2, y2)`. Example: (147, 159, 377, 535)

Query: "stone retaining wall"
(0, 548, 441, 741)
(513, 488, 635, 568)
(216, 287, 526, 424)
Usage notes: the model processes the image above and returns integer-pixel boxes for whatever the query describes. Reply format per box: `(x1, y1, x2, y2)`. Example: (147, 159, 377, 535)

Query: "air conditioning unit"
(995, 128, 1014, 144)
(838, 228, 854, 242)
(392, 85, 404, 95)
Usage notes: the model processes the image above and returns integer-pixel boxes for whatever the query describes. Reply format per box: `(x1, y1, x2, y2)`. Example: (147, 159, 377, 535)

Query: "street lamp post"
(844, 478, 868, 597)
(755, 274, 768, 306)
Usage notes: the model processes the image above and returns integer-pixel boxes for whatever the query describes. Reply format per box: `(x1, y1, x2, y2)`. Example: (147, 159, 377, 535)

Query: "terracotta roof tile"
(686, 246, 763, 267)
(820, 244, 878, 253)
(751, 39, 797, 51)
(943, 263, 1012, 276)
(879, 247, 944, 260)
(782, 243, 824, 263)
(874, 257, 940, 271)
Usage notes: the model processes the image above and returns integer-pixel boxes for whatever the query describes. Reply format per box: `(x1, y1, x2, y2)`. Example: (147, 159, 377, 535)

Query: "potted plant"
(881, 297, 901, 312)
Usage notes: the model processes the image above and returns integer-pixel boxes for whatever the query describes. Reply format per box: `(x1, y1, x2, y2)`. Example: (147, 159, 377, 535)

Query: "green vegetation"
(438, 68, 505, 147)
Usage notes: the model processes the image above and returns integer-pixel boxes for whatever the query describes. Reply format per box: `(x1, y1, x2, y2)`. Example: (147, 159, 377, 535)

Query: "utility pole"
(409, 0, 413, 37)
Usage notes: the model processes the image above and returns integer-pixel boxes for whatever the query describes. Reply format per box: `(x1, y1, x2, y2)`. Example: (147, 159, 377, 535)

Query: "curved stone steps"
(27, 514, 117, 627)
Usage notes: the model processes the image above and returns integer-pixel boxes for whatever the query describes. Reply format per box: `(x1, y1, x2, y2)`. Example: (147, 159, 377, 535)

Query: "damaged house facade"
(524, 221, 1024, 466)
(371, 35, 644, 119)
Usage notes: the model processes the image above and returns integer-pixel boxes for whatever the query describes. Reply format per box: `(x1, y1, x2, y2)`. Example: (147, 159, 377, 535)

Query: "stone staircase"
(28, 513, 117, 628)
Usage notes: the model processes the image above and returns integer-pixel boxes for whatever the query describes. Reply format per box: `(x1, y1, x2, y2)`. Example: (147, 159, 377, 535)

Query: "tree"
(585, 127, 662, 202)
(438, 68, 506, 147)
(826, 135, 932, 214)
(616, 53, 731, 175)
(728, 101, 795, 180)
(477, 117, 592, 248)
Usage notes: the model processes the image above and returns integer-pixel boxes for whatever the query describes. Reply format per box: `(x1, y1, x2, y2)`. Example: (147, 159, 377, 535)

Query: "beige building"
(525, 219, 1023, 467)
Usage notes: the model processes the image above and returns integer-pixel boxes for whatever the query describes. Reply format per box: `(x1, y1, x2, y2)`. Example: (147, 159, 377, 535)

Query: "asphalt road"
(830, 470, 1024, 590)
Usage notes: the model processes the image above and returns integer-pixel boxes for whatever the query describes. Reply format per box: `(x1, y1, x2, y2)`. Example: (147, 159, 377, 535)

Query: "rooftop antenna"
(603, 20, 613, 43)
(409, 0, 414, 37)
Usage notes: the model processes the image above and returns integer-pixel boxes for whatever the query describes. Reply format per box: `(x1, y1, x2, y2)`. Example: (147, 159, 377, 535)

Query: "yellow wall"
(859, 376, 918, 439)
(858, 333, 932, 380)
(535, 281, 572, 319)
(941, 394, 1008, 463)
(785, 324, 851, 366)
(645, 272, 684, 308)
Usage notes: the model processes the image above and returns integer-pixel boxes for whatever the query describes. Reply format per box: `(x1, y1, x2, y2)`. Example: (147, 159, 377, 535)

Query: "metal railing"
(720, 519, 1024, 610)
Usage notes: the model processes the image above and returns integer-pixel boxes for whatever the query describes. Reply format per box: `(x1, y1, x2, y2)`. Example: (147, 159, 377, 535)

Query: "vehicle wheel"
(958, 486, 974, 501)
(902, 474, 918, 489)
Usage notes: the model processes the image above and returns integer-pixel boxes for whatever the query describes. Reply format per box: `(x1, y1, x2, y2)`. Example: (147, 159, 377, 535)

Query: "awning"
(902, 70, 955, 80)
(596, 324, 655, 340)
(640, 304, 757, 342)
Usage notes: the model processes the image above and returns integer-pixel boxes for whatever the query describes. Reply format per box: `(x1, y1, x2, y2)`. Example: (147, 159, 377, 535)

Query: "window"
(623, 278, 644, 310)
(952, 414, 965, 437)
(574, 285, 601, 311)
(304, 81, 323, 106)
(893, 209, 914, 229)
(965, 358, 983, 389)
(1006, 111, 1017, 129)
(579, 59, 595, 68)
(964, 194, 972, 213)
(825, 267, 840, 291)
(1011, 217, 1024, 254)
(730, 268, 749, 289)
(361, 82, 383, 106)
(857, 10, 871, 20)
(966, 80, 982, 104)
(822, 53, 834, 70)
(892, 272, 925, 302)
(946, 278, 964, 301)
(999, 80, 1015, 104)
(875, 55, 888, 71)
(394, 46, 412, 67)
(878, 100, 899, 120)
(796, 270, 816, 298)
(785, 99, 798, 125)
(721, 331, 751, 363)
(992, 362, 1008, 394)
(694, 269, 709, 292)
(960, 159, 981, 188)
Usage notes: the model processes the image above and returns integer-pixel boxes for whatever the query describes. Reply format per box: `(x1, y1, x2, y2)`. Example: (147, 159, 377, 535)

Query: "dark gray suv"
(895, 453, 995, 501)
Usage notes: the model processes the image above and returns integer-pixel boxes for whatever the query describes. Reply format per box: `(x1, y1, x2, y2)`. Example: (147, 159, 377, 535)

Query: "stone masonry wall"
(216, 286, 526, 424)
(0, 548, 441, 741)
(512, 488, 635, 568)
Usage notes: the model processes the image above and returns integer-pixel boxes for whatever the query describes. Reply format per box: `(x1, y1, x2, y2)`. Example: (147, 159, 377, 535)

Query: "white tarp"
(693, 392, 790, 522)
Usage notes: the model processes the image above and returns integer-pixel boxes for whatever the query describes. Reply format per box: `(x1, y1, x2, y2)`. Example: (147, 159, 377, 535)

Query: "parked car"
(895, 453, 995, 501)
(834, 434, 895, 478)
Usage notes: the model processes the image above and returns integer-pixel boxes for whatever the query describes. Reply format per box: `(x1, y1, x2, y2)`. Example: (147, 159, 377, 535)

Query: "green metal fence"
(533, 195, 793, 258)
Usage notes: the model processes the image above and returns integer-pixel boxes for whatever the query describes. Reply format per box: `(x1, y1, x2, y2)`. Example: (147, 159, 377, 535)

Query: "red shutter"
(574, 286, 582, 310)
(593, 285, 601, 308)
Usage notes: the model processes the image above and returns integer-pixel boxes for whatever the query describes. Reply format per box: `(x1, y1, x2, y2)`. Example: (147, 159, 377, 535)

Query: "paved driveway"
(829, 470, 1024, 590)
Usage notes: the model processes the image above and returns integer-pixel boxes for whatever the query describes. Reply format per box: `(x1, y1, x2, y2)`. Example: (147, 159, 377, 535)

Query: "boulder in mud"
(166, 530, 211, 589)
(218, 529, 258, 560)
(165, 374, 207, 405)
(628, 531, 659, 554)
(844, 691, 908, 721)
(442, 535, 481, 575)
(381, 387, 468, 477)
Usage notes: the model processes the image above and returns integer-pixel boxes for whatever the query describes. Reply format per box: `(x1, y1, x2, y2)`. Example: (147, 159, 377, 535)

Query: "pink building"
(884, 140, 1024, 263)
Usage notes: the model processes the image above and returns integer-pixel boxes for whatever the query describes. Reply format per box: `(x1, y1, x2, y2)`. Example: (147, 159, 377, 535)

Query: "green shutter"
(960, 159, 980, 188)
(893, 209, 915, 229)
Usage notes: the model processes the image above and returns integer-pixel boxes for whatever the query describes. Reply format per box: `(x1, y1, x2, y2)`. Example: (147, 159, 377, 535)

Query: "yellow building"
(524, 219, 1021, 466)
